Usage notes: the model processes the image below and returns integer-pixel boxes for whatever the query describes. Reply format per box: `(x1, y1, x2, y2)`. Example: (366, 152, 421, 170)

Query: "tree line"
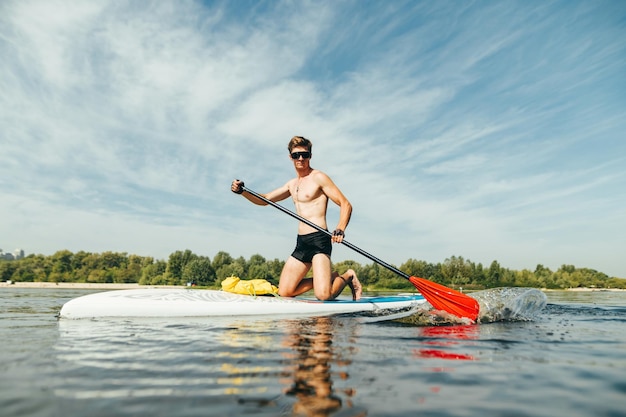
(1, 250, 624, 290)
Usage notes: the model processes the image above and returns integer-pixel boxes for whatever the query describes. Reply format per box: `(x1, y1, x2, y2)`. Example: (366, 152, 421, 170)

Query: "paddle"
(240, 186, 480, 321)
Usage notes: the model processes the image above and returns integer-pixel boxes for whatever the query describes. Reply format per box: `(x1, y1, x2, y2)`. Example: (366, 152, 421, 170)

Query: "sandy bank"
(0, 282, 184, 290)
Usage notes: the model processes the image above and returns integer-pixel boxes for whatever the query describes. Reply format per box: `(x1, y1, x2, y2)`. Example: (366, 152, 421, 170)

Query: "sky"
(1, 0, 625, 278)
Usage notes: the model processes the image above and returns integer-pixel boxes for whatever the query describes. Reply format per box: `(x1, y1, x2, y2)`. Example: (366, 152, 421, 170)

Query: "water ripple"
(2, 288, 626, 417)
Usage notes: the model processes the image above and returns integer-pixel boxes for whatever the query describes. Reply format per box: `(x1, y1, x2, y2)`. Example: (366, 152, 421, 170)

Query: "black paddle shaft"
(241, 186, 411, 280)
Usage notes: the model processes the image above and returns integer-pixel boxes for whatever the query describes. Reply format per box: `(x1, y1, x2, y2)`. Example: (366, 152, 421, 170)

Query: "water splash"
(473, 287, 547, 323)
(360, 287, 547, 326)
(358, 303, 474, 325)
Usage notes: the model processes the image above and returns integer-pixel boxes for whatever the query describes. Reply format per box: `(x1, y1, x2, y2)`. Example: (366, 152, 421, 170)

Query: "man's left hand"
(332, 229, 344, 243)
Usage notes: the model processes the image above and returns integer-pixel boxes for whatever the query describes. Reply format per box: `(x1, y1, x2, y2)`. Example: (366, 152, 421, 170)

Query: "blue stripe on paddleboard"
(303, 295, 425, 304)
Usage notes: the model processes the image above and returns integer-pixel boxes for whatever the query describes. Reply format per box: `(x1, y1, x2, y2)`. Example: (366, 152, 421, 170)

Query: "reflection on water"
(282, 317, 358, 416)
(414, 325, 477, 361)
(56, 316, 366, 416)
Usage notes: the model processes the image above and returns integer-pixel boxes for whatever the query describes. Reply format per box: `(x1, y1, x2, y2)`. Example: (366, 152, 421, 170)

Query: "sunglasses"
(290, 151, 311, 160)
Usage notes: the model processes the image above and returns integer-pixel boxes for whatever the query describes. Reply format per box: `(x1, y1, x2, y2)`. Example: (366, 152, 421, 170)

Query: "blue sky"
(1, 0, 625, 277)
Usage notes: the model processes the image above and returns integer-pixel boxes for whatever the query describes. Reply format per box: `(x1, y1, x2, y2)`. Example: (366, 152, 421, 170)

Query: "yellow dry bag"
(221, 276, 279, 296)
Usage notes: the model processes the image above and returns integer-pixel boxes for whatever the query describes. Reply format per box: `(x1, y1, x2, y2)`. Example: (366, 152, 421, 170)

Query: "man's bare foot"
(345, 269, 362, 301)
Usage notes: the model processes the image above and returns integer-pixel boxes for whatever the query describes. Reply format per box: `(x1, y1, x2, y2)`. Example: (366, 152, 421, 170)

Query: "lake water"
(1, 288, 625, 417)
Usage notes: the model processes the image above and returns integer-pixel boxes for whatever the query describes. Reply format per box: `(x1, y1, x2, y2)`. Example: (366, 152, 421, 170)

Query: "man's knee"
(313, 284, 334, 301)
(278, 287, 296, 297)
(315, 292, 333, 301)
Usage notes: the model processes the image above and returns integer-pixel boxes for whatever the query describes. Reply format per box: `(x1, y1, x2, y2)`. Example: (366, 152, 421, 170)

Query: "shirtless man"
(231, 136, 362, 301)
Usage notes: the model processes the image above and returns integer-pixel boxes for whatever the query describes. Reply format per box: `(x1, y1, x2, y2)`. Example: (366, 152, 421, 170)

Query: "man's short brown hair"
(288, 136, 312, 153)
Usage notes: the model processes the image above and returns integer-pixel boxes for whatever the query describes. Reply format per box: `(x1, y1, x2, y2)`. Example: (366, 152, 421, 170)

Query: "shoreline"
(1, 281, 625, 292)
(0, 282, 184, 290)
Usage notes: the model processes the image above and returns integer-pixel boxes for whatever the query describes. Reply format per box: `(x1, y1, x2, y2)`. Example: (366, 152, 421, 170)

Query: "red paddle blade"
(409, 276, 479, 321)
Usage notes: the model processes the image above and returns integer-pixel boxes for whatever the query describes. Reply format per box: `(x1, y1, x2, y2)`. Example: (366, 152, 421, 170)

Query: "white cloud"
(1, 0, 625, 277)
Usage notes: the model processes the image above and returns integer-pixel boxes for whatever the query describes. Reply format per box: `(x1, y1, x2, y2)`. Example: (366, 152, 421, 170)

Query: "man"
(231, 136, 362, 301)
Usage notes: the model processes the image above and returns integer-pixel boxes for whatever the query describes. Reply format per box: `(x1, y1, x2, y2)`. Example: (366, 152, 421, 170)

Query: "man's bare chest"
(293, 178, 325, 204)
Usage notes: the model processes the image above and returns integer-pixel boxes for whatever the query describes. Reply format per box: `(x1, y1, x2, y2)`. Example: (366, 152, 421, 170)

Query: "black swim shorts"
(290, 230, 332, 264)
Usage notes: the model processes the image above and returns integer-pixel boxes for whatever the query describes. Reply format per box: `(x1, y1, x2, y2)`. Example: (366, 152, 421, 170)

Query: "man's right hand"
(231, 179, 244, 194)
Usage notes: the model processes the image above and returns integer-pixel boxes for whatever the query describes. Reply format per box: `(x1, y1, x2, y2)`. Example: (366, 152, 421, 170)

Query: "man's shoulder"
(310, 169, 331, 181)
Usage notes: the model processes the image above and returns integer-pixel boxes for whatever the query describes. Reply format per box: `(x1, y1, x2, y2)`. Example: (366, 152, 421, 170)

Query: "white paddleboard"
(58, 289, 426, 319)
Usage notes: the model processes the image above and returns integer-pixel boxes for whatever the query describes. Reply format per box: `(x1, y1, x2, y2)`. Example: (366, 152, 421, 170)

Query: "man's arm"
(231, 179, 291, 206)
(316, 173, 352, 242)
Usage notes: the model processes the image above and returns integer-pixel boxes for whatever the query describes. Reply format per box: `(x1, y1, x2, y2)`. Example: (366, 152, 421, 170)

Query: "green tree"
(470, 262, 485, 286)
(87, 269, 111, 283)
(212, 251, 234, 271)
(441, 256, 472, 287)
(332, 259, 362, 275)
(71, 251, 91, 271)
(0, 261, 17, 281)
(513, 269, 538, 287)
(401, 259, 429, 279)
(11, 262, 36, 282)
(266, 258, 284, 284)
(248, 254, 266, 267)
(6, 248, 623, 290)
(487, 260, 502, 287)
(533, 264, 553, 288)
(369, 260, 412, 289)
(100, 252, 128, 270)
(140, 260, 167, 285)
(607, 277, 626, 289)
(20, 254, 50, 281)
(357, 263, 379, 286)
(248, 263, 271, 280)
(234, 256, 248, 276)
(182, 258, 216, 286)
(51, 250, 73, 274)
(166, 250, 198, 284)
(246, 254, 268, 279)
(215, 262, 245, 285)
(113, 264, 141, 283)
